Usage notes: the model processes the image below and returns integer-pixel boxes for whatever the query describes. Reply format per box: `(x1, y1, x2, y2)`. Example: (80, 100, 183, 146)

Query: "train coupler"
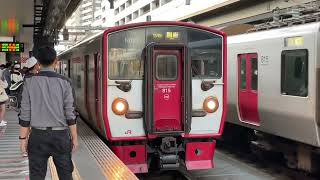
(160, 154, 180, 169)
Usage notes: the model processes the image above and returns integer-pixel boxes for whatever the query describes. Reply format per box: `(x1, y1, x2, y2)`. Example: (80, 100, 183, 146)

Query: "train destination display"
(0, 42, 24, 52)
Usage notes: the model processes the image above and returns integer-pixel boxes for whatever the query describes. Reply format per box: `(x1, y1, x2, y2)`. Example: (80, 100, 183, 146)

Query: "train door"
(67, 60, 71, 77)
(238, 53, 260, 125)
(84, 55, 94, 124)
(153, 49, 183, 132)
(94, 53, 102, 130)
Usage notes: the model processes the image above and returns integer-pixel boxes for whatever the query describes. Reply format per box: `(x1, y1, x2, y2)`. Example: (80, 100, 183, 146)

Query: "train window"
(156, 55, 177, 81)
(189, 29, 222, 79)
(240, 58, 247, 90)
(251, 58, 258, 91)
(76, 75, 81, 88)
(281, 49, 308, 97)
(67, 60, 71, 77)
(108, 28, 145, 80)
(108, 26, 222, 80)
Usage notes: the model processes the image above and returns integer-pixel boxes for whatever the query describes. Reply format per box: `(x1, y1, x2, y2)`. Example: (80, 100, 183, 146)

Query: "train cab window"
(251, 58, 258, 91)
(281, 49, 308, 97)
(189, 29, 222, 79)
(156, 55, 177, 80)
(240, 58, 247, 90)
(108, 26, 222, 80)
(108, 28, 145, 80)
(191, 52, 220, 78)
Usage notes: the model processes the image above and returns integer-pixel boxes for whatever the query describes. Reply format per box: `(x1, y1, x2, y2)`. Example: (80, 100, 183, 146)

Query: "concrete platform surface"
(192, 150, 317, 180)
(0, 110, 137, 180)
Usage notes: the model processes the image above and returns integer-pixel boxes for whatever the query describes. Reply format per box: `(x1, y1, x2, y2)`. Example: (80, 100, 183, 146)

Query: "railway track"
(86, 118, 318, 180)
(138, 142, 319, 180)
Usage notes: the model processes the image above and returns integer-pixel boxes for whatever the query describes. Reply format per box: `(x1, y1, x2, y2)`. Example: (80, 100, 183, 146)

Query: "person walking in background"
(10, 64, 23, 86)
(19, 46, 78, 180)
(0, 64, 5, 71)
(0, 63, 8, 127)
(2, 62, 11, 94)
(25, 57, 39, 76)
(9, 64, 23, 107)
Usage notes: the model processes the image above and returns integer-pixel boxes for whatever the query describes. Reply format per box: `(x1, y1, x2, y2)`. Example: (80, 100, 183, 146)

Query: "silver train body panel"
(227, 22, 320, 147)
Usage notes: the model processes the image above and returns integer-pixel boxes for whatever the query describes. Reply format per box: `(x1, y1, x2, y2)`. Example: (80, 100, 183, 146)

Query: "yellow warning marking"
(48, 157, 59, 180)
(49, 157, 81, 180)
(72, 161, 82, 180)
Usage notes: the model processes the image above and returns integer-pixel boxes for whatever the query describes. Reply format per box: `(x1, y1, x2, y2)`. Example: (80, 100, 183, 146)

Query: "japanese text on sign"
(0, 42, 24, 52)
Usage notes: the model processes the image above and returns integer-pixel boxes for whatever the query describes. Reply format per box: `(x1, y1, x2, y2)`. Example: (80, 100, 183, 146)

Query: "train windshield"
(107, 26, 222, 80)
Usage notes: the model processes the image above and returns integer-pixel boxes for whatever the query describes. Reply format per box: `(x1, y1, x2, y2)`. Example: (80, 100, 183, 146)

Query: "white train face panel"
(190, 81, 223, 134)
(59, 22, 227, 172)
(107, 80, 146, 137)
(103, 22, 226, 140)
(227, 22, 320, 147)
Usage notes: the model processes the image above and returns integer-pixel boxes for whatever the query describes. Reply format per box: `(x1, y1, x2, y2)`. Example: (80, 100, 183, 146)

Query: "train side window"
(281, 49, 308, 97)
(251, 58, 258, 91)
(156, 55, 177, 81)
(67, 60, 71, 78)
(240, 58, 247, 90)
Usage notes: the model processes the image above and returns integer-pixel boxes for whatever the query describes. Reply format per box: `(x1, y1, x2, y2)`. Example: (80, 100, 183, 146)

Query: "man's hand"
(72, 138, 79, 152)
(69, 124, 78, 152)
(19, 127, 30, 156)
(20, 139, 28, 155)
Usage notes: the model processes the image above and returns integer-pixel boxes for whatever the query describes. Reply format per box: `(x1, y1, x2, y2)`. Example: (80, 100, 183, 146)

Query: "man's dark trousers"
(28, 128, 73, 180)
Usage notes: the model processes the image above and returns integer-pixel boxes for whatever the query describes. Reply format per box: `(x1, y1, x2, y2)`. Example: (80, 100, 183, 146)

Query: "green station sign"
(0, 42, 24, 52)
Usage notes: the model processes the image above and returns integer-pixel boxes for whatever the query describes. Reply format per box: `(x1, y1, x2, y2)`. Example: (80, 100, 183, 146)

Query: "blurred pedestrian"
(2, 62, 11, 94)
(10, 64, 23, 86)
(9, 64, 23, 107)
(19, 46, 78, 180)
(25, 57, 39, 76)
(0, 65, 8, 127)
(0, 64, 5, 71)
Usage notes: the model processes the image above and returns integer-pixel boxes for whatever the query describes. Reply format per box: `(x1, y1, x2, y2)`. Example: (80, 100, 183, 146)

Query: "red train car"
(58, 21, 227, 173)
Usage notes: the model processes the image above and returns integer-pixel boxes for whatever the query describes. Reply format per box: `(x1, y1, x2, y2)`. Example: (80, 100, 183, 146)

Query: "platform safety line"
(48, 157, 81, 180)
(48, 157, 59, 180)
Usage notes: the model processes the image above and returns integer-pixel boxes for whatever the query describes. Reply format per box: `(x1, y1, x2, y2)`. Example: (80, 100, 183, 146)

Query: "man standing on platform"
(18, 46, 78, 180)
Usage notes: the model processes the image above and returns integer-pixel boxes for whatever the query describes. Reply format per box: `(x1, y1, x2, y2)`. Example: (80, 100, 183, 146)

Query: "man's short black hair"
(36, 46, 57, 66)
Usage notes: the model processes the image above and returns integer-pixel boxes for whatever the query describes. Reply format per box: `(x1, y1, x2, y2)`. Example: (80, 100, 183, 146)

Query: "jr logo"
(125, 130, 132, 135)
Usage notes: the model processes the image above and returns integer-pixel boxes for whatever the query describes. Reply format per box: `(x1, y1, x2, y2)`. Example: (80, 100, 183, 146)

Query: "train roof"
(58, 30, 106, 56)
(58, 21, 225, 57)
(228, 22, 320, 45)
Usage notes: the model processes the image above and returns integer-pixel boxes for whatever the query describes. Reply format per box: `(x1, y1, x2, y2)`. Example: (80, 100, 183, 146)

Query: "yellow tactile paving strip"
(48, 157, 81, 180)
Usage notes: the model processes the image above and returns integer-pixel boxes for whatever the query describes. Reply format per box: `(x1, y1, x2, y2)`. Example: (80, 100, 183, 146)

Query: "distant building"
(67, 0, 103, 26)
(112, 0, 229, 26)
(93, 0, 114, 27)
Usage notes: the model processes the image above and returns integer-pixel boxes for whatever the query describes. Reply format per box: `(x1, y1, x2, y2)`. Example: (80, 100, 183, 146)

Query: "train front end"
(102, 22, 227, 173)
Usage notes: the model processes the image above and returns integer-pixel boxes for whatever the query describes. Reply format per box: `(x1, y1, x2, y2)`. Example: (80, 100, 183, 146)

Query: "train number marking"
(261, 55, 269, 65)
(162, 88, 171, 93)
(164, 94, 170, 100)
(125, 130, 132, 135)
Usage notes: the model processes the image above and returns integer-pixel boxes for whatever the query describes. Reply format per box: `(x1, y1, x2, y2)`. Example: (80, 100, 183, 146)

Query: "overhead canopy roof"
(0, 0, 116, 53)
(0, 0, 84, 51)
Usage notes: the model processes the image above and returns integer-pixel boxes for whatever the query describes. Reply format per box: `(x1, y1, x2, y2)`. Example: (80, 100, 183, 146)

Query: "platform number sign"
(0, 42, 24, 52)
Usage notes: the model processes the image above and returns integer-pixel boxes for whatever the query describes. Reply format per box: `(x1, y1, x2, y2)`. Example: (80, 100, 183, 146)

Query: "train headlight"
(203, 96, 219, 113)
(112, 98, 129, 115)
